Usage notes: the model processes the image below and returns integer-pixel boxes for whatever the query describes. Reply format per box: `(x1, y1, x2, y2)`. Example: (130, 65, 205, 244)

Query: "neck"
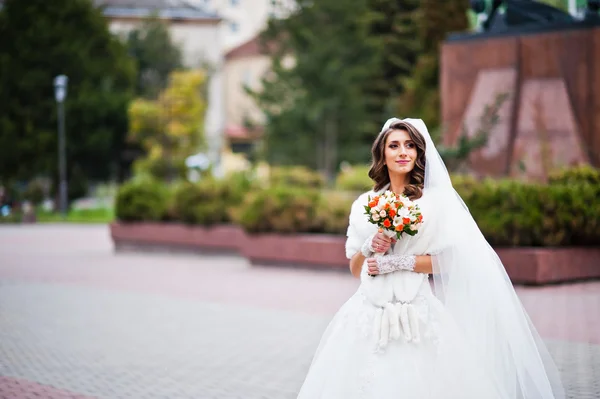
(389, 173, 410, 194)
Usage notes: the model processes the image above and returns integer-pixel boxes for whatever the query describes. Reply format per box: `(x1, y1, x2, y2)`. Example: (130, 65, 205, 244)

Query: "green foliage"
(128, 70, 207, 181)
(335, 165, 373, 193)
(398, 0, 470, 130)
(269, 166, 325, 189)
(126, 16, 183, 99)
(133, 156, 188, 182)
(314, 191, 355, 235)
(251, 0, 383, 180)
(36, 207, 114, 223)
(458, 179, 599, 247)
(115, 179, 170, 222)
(23, 179, 46, 206)
(548, 165, 600, 185)
(172, 175, 252, 226)
(232, 186, 321, 234)
(0, 0, 136, 187)
(365, 0, 420, 120)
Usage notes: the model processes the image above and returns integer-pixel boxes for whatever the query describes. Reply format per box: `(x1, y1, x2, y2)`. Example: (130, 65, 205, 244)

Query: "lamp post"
(53, 75, 68, 218)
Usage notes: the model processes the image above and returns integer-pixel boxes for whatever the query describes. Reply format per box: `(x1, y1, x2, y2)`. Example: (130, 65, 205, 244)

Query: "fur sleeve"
(345, 192, 377, 259)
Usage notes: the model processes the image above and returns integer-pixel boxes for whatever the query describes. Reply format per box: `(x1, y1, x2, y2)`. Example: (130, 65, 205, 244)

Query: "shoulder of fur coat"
(345, 189, 378, 259)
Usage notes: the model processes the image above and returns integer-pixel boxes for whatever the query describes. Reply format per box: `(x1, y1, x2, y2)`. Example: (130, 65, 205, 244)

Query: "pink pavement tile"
(1, 225, 599, 345)
(0, 376, 96, 399)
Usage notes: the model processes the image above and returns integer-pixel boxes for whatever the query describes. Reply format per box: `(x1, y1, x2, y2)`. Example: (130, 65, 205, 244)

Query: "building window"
(230, 21, 239, 32)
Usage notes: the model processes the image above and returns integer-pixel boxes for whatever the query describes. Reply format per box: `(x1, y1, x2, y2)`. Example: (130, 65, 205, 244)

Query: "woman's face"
(384, 128, 417, 176)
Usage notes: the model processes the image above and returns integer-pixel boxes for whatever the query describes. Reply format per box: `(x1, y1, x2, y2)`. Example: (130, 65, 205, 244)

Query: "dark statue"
(470, 0, 600, 34)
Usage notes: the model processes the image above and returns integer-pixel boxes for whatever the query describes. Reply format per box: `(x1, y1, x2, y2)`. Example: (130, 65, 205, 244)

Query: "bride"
(296, 118, 565, 399)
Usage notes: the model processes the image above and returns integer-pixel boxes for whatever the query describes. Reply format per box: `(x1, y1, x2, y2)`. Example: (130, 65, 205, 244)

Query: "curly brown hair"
(368, 121, 426, 200)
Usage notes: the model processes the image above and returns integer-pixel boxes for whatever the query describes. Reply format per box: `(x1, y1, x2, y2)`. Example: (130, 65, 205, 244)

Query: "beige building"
(190, 0, 295, 51)
(95, 0, 226, 173)
(223, 35, 271, 153)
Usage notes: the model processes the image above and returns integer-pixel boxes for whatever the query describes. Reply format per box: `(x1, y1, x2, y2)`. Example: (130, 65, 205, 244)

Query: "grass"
(36, 207, 114, 224)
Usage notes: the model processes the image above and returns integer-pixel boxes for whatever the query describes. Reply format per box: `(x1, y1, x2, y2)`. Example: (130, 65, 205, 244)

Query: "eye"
(406, 142, 415, 149)
(389, 144, 398, 149)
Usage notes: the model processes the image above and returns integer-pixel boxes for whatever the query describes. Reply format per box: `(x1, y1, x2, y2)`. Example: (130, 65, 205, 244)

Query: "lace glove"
(376, 253, 416, 274)
(360, 232, 377, 257)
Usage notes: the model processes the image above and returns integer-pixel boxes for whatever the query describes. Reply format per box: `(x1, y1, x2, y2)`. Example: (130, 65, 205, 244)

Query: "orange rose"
(368, 200, 377, 208)
(388, 209, 396, 218)
(395, 224, 403, 231)
(403, 217, 411, 225)
(383, 219, 392, 228)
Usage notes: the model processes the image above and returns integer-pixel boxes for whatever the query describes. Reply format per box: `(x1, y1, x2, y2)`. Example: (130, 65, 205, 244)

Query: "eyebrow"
(388, 140, 413, 144)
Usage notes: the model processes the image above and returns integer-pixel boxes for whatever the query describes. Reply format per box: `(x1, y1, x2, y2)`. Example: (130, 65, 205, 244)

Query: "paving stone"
(0, 225, 598, 398)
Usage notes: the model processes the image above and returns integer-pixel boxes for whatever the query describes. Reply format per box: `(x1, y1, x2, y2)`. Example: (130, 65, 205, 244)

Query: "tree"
(365, 0, 420, 121)
(128, 70, 207, 181)
(0, 0, 136, 195)
(251, 0, 383, 182)
(398, 0, 470, 137)
(126, 16, 184, 99)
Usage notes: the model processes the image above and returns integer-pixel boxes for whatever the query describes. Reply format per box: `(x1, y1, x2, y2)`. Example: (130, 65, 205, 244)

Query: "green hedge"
(115, 179, 170, 222)
(335, 165, 372, 193)
(231, 186, 322, 234)
(269, 166, 325, 189)
(172, 174, 251, 225)
(460, 180, 599, 247)
(548, 165, 600, 185)
(114, 168, 599, 247)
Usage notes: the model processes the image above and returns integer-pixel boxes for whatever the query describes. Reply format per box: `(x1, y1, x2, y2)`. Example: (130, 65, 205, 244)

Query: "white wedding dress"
(297, 188, 501, 399)
(297, 118, 564, 399)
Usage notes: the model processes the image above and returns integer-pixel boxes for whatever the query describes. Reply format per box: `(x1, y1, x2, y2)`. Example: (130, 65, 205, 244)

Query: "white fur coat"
(345, 186, 448, 346)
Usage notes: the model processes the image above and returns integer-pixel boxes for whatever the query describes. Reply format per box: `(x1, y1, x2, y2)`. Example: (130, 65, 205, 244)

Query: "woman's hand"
(366, 254, 434, 276)
(366, 257, 380, 275)
(370, 231, 395, 253)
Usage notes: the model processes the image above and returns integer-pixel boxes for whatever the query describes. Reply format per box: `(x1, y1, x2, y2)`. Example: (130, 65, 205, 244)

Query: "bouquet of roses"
(364, 190, 423, 257)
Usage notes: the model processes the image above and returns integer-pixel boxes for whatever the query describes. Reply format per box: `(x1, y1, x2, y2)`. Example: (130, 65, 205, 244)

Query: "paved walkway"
(0, 225, 599, 399)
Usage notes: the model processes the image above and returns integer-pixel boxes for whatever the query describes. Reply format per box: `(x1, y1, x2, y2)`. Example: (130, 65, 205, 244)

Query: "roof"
(224, 124, 264, 140)
(225, 34, 276, 60)
(94, 0, 220, 21)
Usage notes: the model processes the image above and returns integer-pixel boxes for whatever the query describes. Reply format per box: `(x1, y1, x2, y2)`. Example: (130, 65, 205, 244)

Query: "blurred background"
(0, 0, 599, 398)
(0, 0, 598, 230)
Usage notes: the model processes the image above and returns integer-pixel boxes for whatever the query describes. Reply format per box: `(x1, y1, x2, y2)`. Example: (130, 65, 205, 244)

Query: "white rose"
(373, 214, 380, 222)
(379, 210, 387, 218)
(397, 207, 410, 219)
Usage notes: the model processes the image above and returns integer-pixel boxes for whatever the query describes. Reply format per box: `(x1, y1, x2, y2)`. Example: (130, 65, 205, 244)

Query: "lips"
(396, 160, 410, 165)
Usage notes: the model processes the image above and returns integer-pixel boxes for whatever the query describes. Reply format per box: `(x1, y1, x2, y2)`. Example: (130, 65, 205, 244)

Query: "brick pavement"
(0, 224, 599, 399)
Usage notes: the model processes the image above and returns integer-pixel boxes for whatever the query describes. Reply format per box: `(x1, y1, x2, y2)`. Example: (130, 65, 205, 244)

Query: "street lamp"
(53, 75, 68, 218)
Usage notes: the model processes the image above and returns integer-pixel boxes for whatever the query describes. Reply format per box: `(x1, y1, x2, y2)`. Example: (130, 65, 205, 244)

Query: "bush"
(232, 186, 321, 234)
(451, 174, 480, 198)
(269, 166, 325, 189)
(172, 172, 256, 225)
(548, 165, 600, 185)
(173, 179, 226, 225)
(23, 179, 46, 206)
(464, 179, 599, 247)
(314, 191, 355, 235)
(335, 165, 373, 193)
(115, 179, 170, 222)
